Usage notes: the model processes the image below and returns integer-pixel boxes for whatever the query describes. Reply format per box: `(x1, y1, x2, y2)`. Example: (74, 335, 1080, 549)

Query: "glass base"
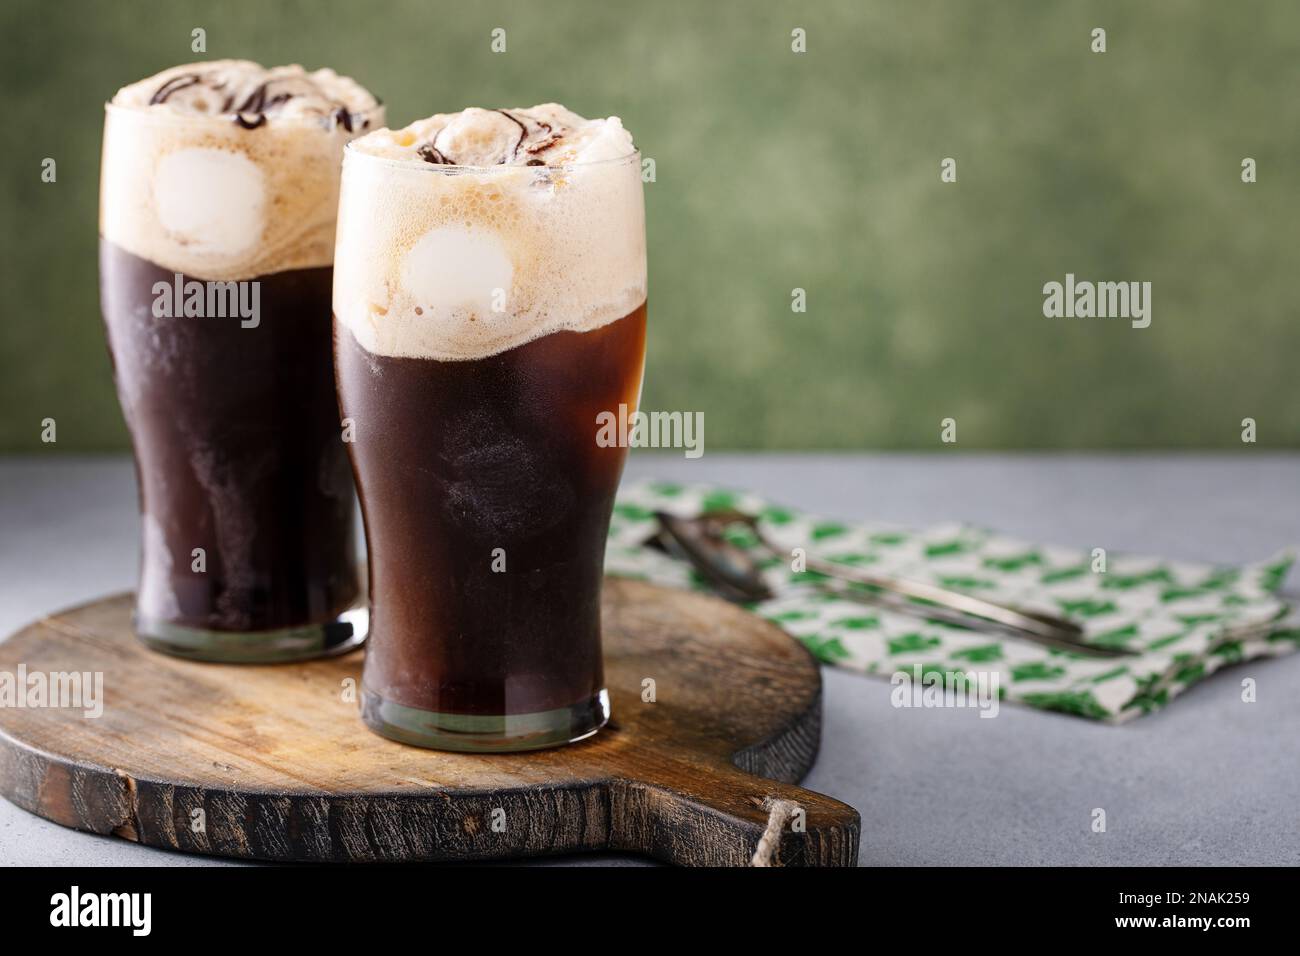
(360, 687, 610, 753)
(134, 605, 369, 663)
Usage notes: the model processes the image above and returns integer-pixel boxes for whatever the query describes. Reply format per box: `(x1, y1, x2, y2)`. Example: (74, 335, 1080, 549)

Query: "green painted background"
(3, 0, 1298, 451)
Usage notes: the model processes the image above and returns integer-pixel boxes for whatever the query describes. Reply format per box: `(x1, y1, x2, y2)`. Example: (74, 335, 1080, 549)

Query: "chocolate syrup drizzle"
(416, 110, 566, 166)
(495, 109, 527, 163)
(521, 120, 559, 156)
(149, 74, 200, 105)
(148, 72, 362, 132)
(236, 82, 269, 114)
(416, 143, 450, 164)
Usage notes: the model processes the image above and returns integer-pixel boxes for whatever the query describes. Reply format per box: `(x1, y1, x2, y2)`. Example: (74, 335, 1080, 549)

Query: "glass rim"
(341, 139, 641, 174)
(102, 98, 387, 130)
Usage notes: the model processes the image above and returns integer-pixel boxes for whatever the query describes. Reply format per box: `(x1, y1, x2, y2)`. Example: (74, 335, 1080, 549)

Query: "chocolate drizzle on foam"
(416, 143, 450, 165)
(121, 61, 379, 132)
(411, 106, 583, 167)
(148, 73, 201, 105)
(494, 109, 527, 161)
(516, 115, 561, 158)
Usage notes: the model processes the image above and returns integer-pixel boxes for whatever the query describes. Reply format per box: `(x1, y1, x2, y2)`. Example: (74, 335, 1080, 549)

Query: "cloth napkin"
(605, 480, 1298, 723)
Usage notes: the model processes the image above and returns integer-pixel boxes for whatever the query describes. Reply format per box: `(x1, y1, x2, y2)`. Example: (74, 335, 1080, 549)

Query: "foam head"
(101, 60, 383, 280)
(333, 105, 646, 361)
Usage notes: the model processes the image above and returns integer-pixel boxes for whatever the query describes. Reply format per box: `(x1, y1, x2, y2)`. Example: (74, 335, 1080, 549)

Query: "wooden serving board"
(0, 578, 859, 866)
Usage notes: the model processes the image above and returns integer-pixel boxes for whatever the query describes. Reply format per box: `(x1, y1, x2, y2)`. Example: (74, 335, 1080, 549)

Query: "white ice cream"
(152, 148, 266, 258)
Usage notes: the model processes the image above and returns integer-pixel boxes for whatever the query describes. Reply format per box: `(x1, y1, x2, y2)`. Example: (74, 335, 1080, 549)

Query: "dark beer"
(338, 305, 646, 725)
(334, 106, 646, 750)
(99, 61, 381, 661)
(102, 243, 360, 644)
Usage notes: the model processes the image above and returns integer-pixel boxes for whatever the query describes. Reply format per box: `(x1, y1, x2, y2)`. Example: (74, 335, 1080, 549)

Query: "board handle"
(609, 757, 861, 867)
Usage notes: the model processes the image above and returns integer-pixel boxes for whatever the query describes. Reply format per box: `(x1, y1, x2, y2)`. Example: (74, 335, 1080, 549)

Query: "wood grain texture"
(0, 577, 860, 866)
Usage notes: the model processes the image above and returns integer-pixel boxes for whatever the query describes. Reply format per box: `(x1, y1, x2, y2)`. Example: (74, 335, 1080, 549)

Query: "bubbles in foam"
(334, 104, 646, 362)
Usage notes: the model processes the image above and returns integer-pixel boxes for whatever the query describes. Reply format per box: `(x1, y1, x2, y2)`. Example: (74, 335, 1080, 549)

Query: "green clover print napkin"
(606, 480, 1298, 723)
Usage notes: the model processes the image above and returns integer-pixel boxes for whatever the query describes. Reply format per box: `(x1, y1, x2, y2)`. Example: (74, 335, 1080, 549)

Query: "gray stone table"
(1, 453, 1297, 866)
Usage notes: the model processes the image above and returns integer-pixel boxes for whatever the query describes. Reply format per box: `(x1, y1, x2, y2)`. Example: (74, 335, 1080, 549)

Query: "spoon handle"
(811, 573, 1131, 658)
(801, 553, 1098, 647)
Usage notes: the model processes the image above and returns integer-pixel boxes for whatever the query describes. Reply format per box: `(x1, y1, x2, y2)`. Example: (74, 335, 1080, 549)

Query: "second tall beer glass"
(334, 106, 647, 751)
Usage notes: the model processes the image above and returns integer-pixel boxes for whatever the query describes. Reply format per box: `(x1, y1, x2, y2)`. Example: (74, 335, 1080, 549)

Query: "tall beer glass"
(333, 106, 647, 751)
(99, 61, 381, 661)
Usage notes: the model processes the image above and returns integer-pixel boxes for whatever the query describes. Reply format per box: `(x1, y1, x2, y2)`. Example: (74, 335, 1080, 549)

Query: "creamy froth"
(111, 60, 378, 126)
(349, 104, 634, 168)
(334, 105, 645, 361)
(101, 61, 382, 280)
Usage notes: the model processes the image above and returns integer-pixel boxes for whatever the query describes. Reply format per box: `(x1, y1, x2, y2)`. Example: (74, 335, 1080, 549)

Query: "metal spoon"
(652, 508, 1134, 659)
